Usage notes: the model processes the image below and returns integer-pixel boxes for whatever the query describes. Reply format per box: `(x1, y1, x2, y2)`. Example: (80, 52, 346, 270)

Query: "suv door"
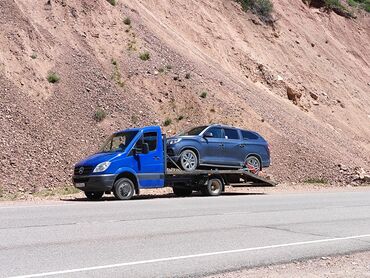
(132, 131, 164, 188)
(223, 128, 243, 166)
(200, 127, 226, 165)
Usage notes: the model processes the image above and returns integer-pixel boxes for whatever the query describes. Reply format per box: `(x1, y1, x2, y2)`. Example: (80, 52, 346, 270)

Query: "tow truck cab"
(73, 126, 165, 199)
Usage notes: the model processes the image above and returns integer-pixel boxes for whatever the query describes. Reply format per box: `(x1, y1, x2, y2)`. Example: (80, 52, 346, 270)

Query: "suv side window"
(224, 128, 239, 140)
(241, 130, 259, 140)
(144, 132, 157, 151)
(206, 127, 223, 138)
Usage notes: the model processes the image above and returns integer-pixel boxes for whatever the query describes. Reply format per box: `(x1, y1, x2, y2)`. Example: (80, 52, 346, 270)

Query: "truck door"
(133, 131, 165, 188)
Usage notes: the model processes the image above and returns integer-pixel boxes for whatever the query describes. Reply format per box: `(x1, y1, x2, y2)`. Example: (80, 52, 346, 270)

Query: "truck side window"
(144, 132, 157, 151)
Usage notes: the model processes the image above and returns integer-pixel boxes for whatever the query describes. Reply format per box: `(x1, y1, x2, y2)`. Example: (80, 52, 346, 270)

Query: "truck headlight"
(167, 138, 182, 145)
(93, 161, 111, 173)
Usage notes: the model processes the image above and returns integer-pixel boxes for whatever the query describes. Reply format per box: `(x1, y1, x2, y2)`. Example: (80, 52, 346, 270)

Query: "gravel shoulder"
(207, 251, 370, 278)
(0, 182, 369, 204)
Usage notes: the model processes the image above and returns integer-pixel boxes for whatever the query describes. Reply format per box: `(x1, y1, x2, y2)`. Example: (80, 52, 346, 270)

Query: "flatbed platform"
(165, 169, 277, 188)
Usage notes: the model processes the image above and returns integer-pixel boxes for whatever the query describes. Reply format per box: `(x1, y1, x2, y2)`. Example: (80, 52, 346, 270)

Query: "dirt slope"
(0, 0, 369, 193)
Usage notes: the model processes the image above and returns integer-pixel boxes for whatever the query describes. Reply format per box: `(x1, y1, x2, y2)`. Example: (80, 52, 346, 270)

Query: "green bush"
(139, 51, 150, 61)
(177, 115, 184, 121)
(325, 0, 342, 9)
(47, 72, 60, 83)
(94, 109, 107, 122)
(348, 0, 370, 12)
(30, 53, 37, 59)
(237, 0, 273, 22)
(253, 0, 273, 17)
(304, 178, 328, 184)
(107, 0, 116, 6)
(200, 92, 207, 98)
(164, 118, 172, 126)
(123, 17, 131, 25)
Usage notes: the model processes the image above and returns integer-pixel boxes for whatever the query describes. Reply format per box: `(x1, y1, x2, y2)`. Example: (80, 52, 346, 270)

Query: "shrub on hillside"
(123, 17, 131, 25)
(164, 118, 172, 126)
(94, 109, 107, 122)
(107, 0, 117, 6)
(237, 0, 273, 22)
(348, 0, 370, 12)
(47, 72, 60, 83)
(139, 51, 150, 61)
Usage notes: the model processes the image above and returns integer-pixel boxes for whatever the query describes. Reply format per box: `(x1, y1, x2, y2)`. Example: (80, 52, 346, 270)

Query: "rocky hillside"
(0, 0, 369, 194)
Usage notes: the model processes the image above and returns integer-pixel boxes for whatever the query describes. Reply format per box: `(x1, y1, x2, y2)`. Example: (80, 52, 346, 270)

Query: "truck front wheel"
(113, 178, 135, 200)
(85, 191, 104, 201)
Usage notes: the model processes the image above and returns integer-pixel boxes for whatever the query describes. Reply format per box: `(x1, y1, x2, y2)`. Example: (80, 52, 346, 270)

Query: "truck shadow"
(61, 192, 266, 202)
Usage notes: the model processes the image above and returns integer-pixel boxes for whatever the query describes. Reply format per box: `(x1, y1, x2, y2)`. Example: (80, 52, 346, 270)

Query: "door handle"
(153, 156, 160, 160)
(219, 143, 224, 147)
(239, 144, 246, 147)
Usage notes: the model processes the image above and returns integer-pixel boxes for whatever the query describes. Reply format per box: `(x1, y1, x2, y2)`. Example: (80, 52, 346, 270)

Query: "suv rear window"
(242, 130, 259, 140)
(224, 128, 239, 140)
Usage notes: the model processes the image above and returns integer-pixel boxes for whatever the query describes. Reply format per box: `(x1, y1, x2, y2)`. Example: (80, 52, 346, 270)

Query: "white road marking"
(9, 234, 370, 278)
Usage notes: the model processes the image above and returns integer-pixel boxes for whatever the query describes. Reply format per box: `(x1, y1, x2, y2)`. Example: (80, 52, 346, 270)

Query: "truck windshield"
(99, 131, 139, 152)
(179, 126, 208, 136)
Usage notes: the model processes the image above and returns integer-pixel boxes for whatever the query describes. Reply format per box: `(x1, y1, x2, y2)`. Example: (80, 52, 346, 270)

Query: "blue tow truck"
(72, 126, 276, 200)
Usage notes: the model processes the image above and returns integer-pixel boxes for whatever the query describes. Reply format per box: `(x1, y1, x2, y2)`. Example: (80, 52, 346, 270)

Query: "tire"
(244, 155, 261, 175)
(179, 149, 198, 172)
(84, 191, 104, 201)
(201, 178, 223, 196)
(173, 186, 193, 197)
(113, 178, 135, 200)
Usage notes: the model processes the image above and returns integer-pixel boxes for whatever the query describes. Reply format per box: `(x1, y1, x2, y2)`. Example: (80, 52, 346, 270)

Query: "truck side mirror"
(204, 132, 214, 138)
(142, 143, 149, 154)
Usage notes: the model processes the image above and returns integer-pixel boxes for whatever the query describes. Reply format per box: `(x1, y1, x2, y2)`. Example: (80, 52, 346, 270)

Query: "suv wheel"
(245, 156, 261, 175)
(179, 149, 198, 171)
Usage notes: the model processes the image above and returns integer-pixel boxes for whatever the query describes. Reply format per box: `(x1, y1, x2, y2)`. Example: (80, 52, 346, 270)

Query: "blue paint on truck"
(73, 126, 164, 193)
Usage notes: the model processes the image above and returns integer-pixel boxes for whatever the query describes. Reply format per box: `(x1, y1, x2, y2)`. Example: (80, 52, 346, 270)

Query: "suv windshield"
(179, 126, 208, 136)
(100, 131, 138, 152)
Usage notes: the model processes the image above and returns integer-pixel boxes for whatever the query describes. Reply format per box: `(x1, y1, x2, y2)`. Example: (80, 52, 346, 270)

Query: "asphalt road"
(1, 191, 370, 278)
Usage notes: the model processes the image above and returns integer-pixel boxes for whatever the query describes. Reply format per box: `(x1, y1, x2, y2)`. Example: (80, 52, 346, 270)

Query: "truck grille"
(74, 166, 94, 176)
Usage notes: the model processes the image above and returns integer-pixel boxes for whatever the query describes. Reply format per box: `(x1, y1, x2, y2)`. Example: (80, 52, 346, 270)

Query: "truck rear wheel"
(201, 178, 223, 196)
(173, 186, 193, 197)
(84, 191, 104, 201)
(113, 178, 135, 200)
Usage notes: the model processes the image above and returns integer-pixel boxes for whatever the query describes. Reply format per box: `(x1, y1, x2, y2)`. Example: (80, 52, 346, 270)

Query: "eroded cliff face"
(0, 0, 369, 193)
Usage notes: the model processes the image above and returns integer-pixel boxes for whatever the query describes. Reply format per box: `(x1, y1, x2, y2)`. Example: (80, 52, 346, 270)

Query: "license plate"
(75, 183, 85, 188)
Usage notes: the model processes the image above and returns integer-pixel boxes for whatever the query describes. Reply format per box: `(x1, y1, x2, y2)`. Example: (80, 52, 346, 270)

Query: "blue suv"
(166, 124, 270, 174)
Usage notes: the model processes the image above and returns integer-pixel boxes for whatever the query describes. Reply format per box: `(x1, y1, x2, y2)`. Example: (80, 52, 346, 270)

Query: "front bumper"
(72, 174, 117, 192)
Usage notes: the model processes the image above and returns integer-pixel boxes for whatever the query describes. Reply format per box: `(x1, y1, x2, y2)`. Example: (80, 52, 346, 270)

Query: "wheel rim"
(118, 181, 133, 198)
(245, 157, 260, 174)
(181, 151, 197, 171)
(209, 180, 222, 194)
